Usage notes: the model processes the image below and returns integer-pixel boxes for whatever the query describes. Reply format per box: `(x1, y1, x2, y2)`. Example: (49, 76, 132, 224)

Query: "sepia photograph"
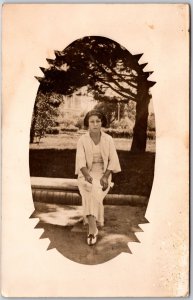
(2, 4, 189, 297)
(29, 36, 156, 264)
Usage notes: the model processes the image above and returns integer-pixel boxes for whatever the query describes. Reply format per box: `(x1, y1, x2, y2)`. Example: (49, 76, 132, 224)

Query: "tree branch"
(104, 64, 138, 89)
(89, 55, 137, 99)
(97, 78, 135, 100)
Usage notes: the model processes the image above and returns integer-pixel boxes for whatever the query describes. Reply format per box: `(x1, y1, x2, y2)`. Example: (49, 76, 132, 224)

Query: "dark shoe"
(87, 228, 98, 246)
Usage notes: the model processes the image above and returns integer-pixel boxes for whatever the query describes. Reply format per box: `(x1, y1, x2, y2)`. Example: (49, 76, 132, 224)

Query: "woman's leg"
(87, 215, 97, 235)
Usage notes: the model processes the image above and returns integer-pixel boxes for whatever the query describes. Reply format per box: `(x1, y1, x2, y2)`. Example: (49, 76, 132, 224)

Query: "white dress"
(78, 140, 111, 226)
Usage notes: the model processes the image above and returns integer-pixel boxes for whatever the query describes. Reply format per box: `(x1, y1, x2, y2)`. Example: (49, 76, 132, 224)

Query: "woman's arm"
(100, 169, 111, 191)
(103, 169, 111, 179)
(80, 167, 93, 184)
(75, 138, 87, 175)
(100, 136, 121, 191)
(107, 137, 121, 173)
(76, 137, 93, 183)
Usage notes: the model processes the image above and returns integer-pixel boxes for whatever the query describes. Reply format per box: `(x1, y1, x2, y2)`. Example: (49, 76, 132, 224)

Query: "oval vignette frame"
(29, 36, 156, 265)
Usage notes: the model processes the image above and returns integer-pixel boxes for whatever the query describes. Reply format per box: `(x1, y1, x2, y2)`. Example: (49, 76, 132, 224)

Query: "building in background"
(59, 87, 97, 119)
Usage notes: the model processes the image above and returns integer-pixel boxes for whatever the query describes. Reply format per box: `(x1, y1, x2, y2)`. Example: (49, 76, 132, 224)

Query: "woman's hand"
(85, 174, 93, 184)
(100, 175, 108, 191)
(80, 167, 93, 184)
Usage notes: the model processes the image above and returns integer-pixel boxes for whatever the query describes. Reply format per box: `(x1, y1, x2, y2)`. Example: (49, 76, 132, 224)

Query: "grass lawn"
(30, 132, 156, 152)
(29, 133, 155, 196)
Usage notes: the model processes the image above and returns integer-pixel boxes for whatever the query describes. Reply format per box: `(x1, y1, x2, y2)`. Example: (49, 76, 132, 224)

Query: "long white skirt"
(78, 162, 111, 226)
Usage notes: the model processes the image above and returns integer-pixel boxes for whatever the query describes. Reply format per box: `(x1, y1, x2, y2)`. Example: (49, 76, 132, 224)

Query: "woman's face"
(88, 115, 102, 133)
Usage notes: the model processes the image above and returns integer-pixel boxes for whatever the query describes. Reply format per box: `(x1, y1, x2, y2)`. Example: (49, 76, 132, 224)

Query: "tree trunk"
(30, 117, 35, 144)
(29, 99, 38, 144)
(131, 82, 150, 153)
(117, 102, 120, 122)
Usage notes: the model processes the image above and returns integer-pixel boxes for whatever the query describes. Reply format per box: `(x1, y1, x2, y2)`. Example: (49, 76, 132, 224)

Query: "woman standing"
(75, 109, 121, 246)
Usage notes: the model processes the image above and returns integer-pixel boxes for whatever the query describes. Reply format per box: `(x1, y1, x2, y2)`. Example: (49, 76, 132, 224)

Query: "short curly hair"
(84, 109, 107, 128)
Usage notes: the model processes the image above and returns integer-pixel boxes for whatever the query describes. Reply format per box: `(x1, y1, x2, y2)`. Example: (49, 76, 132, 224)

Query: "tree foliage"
(94, 101, 124, 126)
(30, 91, 60, 142)
(32, 36, 156, 151)
(38, 36, 154, 100)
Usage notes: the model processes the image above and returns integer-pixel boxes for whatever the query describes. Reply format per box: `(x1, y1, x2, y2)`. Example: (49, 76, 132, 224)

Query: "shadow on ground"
(31, 202, 148, 265)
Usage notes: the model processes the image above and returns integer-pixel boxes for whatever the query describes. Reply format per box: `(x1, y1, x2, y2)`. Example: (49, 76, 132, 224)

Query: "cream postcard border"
(2, 4, 189, 297)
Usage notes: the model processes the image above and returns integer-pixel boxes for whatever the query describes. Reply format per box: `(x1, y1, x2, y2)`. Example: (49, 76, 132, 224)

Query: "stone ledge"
(31, 177, 78, 191)
(31, 177, 148, 206)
